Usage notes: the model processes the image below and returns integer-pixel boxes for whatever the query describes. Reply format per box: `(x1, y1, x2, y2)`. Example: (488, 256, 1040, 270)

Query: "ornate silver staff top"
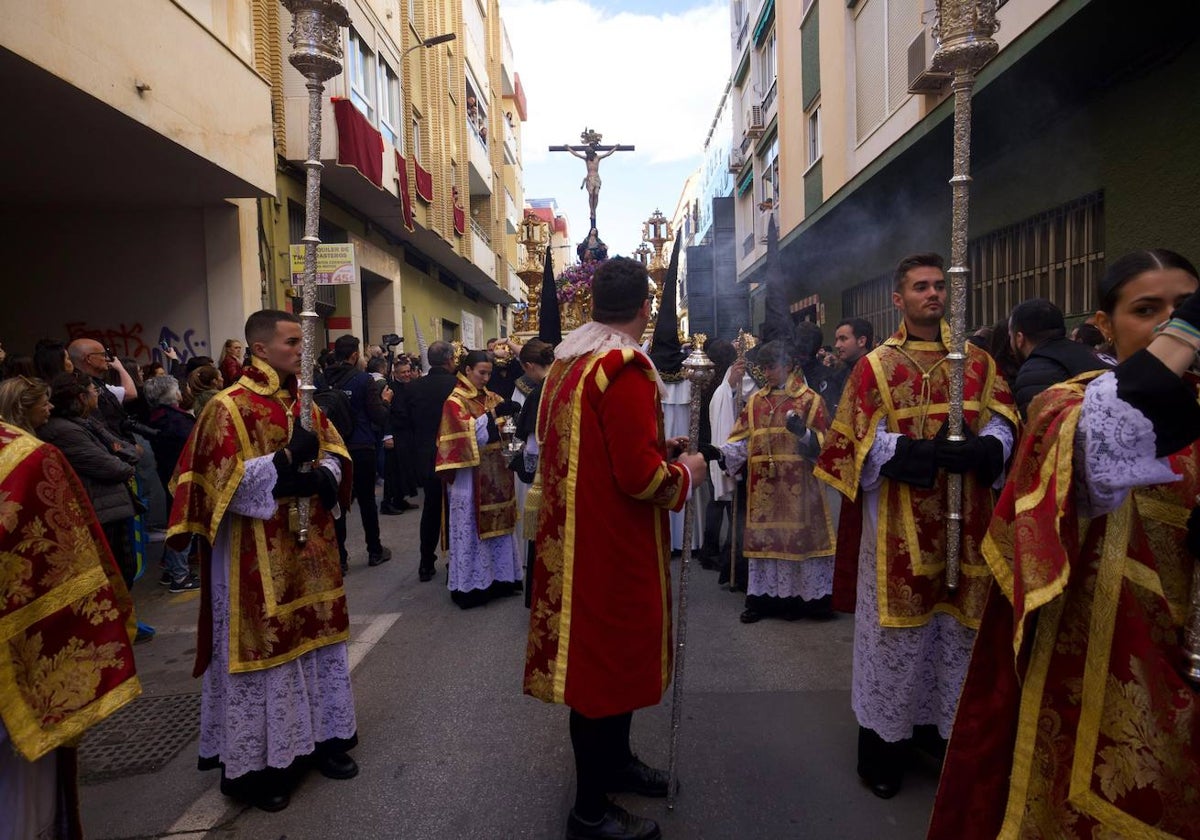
(666, 337, 714, 812)
(930, 0, 998, 591)
(282, 0, 349, 542)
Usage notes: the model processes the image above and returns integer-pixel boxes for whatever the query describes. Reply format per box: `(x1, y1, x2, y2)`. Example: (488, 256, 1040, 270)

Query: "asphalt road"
(78, 489, 938, 839)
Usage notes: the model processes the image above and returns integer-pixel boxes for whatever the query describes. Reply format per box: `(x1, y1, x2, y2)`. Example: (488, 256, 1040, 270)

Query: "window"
(412, 114, 423, 165)
(408, 0, 415, 26)
(760, 28, 777, 93)
(760, 136, 779, 207)
(378, 60, 401, 150)
(347, 29, 377, 122)
(807, 106, 822, 167)
(465, 75, 487, 147)
(853, 0, 922, 142)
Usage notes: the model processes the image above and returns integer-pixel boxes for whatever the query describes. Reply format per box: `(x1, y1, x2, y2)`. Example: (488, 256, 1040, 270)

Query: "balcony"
(468, 123, 492, 196)
(505, 188, 520, 234)
(761, 80, 777, 114)
(500, 23, 515, 96)
(503, 118, 518, 165)
(471, 218, 495, 277)
(734, 15, 749, 51)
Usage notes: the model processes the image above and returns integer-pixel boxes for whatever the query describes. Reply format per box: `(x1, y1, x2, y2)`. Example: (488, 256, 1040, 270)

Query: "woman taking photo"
(930, 249, 1200, 839)
(434, 349, 522, 609)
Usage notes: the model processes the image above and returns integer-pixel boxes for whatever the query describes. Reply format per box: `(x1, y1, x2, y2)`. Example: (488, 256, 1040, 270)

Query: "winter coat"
(39, 416, 137, 524)
(1013, 338, 1111, 418)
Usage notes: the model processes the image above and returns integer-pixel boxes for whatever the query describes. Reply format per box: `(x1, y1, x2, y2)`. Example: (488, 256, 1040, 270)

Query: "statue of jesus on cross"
(549, 128, 635, 229)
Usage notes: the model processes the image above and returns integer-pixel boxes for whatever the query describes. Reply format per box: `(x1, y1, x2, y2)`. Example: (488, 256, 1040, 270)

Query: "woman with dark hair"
(32, 339, 72, 381)
(434, 349, 522, 608)
(39, 371, 141, 587)
(930, 249, 1200, 839)
(188, 364, 224, 416)
(985, 319, 1021, 385)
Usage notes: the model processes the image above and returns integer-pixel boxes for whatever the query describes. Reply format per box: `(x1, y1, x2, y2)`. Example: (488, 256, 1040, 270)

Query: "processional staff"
(282, 0, 350, 543)
(728, 331, 757, 590)
(666, 336, 714, 812)
(931, 0, 999, 590)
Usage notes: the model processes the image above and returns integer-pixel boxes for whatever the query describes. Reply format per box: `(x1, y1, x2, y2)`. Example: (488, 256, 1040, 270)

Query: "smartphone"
(104, 347, 115, 361)
(159, 340, 171, 351)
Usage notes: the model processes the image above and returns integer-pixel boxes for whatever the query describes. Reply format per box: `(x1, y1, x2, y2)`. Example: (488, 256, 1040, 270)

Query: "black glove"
(486, 414, 500, 445)
(1187, 507, 1200, 558)
(272, 423, 320, 471)
(878, 436, 938, 488)
(1114, 350, 1200, 457)
(494, 400, 521, 418)
(934, 422, 1005, 486)
(273, 465, 336, 508)
(1173, 288, 1200, 330)
(698, 443, 728, 472)
(785, 412, 808, 438)
(508, 451, 536, 484)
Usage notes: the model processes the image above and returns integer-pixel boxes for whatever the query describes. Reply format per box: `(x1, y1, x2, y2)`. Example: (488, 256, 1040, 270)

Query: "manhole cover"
(78, 693, 201, 784)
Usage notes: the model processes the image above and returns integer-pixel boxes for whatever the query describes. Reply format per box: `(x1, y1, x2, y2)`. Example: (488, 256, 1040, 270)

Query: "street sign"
(290, 243, 356, 286)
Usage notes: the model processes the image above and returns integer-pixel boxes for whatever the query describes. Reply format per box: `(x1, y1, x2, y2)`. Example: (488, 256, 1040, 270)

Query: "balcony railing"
(743, 233, 754, 257)
(761, 79, 777, 112)
(735, 15, 749, 50)
(471, 217, 491, 246)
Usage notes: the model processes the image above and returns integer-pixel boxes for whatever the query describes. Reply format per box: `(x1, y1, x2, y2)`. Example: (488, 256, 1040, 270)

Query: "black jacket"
(405, 367, 458, 482)
(147, 405, 196, 497)
(1013, 337, 1111, 418)
(325, 363, 389, 449)
(39, 416, 137, 524)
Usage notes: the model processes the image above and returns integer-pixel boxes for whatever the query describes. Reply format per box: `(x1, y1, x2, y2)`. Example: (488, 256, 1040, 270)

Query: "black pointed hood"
(538, 247, 562, 346)
(760, 214, 792, 345)
(649, 236, 685, 374)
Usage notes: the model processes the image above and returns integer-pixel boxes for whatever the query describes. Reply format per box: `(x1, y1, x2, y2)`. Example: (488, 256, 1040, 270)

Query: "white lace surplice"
(198, 455, 357, 779)
(0, 720, 59, 840)
(446, 415, 522, 593)
(850, 417, 1013, 743)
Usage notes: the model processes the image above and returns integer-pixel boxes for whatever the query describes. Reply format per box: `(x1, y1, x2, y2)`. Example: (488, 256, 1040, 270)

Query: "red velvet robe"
(168, 359, 352, 677)
(524, 346, 691, 718)
(0, 423, 140, 762)
(814, 321, 1017, 628)
(434, 374, 517, 538)
(929, 373, 1200, 839)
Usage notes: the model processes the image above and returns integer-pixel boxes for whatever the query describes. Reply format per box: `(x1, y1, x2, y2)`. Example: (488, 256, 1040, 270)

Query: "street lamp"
(402, 32, 456, 60)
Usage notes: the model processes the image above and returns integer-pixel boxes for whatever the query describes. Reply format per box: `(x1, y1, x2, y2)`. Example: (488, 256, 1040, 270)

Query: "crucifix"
(549, 128, 634, 229)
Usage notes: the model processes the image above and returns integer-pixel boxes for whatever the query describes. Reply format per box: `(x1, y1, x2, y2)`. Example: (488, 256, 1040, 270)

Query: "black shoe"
(379, 503, 404, 515)
(317, 751, 359, 780)
(608, 756, 669, 798)
(220, 777, 290, 812)
(418, 564, 435, 582)
(805, 595, 836, 621)
(398, 499, 419, 511)
(367, 547, 392, 567)
(739, 608, 763, 624)
(565, 804, 661, 840)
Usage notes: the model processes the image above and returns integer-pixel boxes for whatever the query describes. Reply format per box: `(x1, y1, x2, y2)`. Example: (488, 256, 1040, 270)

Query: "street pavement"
(79, 488, 939, 839)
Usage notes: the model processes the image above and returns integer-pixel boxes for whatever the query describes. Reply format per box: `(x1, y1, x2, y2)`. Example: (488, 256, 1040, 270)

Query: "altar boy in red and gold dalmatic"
(714, 339, 836, 624)
(524, 256, 707, 840)
(814, 253, 1017, 800)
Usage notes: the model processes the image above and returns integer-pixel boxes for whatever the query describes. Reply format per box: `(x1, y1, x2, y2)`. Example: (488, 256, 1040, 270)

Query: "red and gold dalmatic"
(168, 359, 352, 677)
(434, 374, 516, 538)
(814, 321, 1017, 628)
(728, 372, 834, 561)
(524, 347, 690, 718)
(0, 422, 140, 762)
(930, 373, 1200, 840)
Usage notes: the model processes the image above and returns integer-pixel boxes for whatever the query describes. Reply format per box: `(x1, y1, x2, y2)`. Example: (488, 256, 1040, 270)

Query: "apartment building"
(261, 0, 528, 349)
(0, 0, 274, 361)
(730, 0, 1200, 340)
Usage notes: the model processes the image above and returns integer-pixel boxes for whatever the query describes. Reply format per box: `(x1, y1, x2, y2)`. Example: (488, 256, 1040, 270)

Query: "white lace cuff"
(474, 412, 489, 445)
(1076, 371, 1180, 517)
(720, 439, 749, 476)
(228, 455, 280, 520)
(862, 420, 900, 492)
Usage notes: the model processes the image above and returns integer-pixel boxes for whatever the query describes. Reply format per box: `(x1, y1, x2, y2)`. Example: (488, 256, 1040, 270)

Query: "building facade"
(0, 0, 274, 365)
(729, 0, 1200, 342)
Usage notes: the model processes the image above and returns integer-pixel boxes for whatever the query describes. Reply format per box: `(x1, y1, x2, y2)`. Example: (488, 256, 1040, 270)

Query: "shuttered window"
(854, 0, 922, 143)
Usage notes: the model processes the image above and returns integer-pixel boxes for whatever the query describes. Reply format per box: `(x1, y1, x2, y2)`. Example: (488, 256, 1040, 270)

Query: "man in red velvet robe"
(524, 257, 707, 840)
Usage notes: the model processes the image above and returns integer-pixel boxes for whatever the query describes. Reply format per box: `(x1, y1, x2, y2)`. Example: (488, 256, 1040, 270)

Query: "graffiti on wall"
(65, 321, 210, 365)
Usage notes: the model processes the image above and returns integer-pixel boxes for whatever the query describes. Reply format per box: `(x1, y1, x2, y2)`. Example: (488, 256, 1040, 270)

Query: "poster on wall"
(290, 244, 356, 286)
(461, 310, 478, 349)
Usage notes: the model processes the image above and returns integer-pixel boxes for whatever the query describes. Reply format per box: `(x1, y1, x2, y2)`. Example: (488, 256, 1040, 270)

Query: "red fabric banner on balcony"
(394, 151, 415, 231)
(331, 97, 384, 187)
(453, 205, 465, 236)
(414, 161, 434, 203)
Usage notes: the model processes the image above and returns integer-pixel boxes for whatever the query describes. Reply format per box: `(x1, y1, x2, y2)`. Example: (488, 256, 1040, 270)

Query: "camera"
(120, 416, 159, 439)
(382, 333, 403, 348)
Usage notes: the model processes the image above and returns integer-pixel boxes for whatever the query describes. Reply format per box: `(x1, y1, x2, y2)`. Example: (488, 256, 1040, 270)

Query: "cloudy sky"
(502, 0, 729, 260)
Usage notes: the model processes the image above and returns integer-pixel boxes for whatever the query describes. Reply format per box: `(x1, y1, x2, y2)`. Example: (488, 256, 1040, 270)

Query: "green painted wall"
(801, 5, 820, 111)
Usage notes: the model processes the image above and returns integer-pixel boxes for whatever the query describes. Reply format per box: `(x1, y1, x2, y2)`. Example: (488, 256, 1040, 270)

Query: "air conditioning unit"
(728, 149, 746, 173)
(907, 27, 950, 94)
(745, 105, 764, 138)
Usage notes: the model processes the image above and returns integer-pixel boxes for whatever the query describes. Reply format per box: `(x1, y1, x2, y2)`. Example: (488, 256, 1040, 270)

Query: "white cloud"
(503, 0, 729, 166)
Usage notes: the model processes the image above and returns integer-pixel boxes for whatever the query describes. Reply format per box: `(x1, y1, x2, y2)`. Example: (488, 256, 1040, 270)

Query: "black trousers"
(418, 474, 443, 569)
(334, 447, 382, 557)
(569, 710, 633, 820)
